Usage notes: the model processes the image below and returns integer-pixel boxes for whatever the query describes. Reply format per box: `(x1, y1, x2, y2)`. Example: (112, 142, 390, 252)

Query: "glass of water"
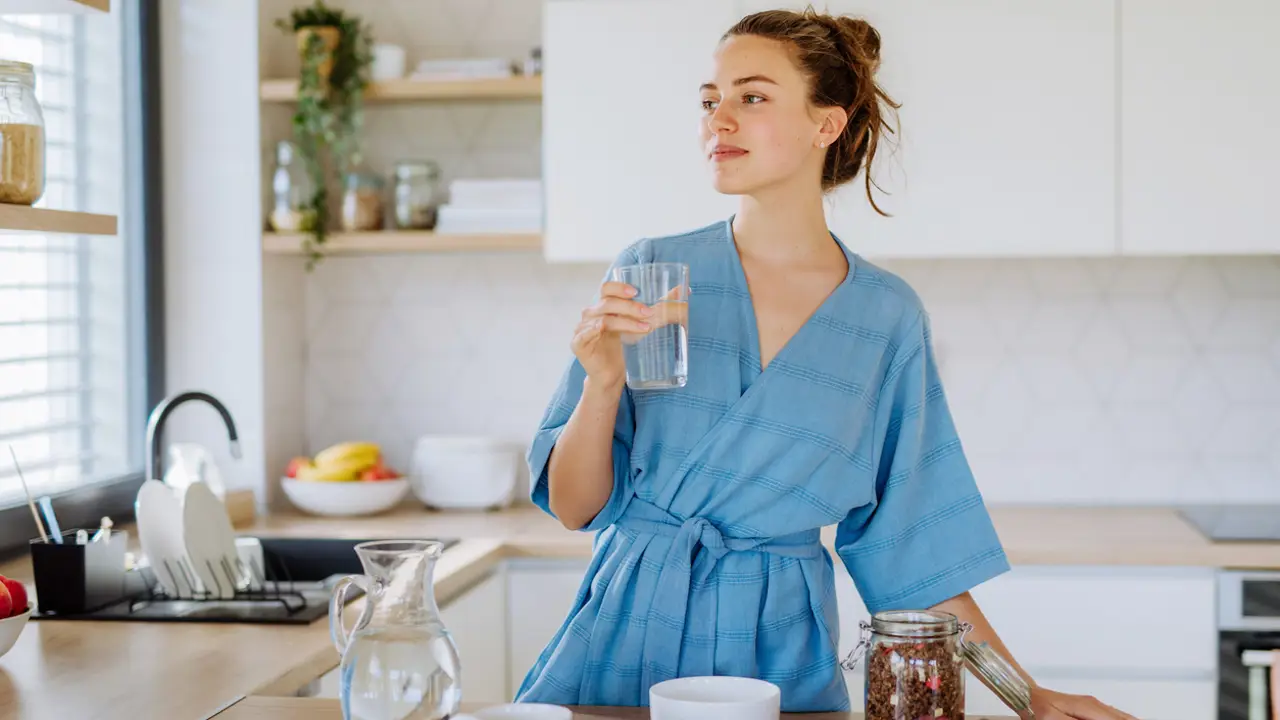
(611, 262, 689, 390)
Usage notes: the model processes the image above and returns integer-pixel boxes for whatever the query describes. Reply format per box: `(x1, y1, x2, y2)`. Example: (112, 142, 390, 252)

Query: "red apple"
(284, 456, 311, 479)
(0, 582, 11, 619)
(1, 577, 28, 616)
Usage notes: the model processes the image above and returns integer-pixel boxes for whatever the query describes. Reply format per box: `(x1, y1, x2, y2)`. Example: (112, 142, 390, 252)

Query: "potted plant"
(277, 0, 342, 83)
(275, 1, 373, 268)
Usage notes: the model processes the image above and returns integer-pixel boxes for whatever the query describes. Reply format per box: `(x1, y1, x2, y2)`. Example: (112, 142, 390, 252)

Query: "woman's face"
(700, 34, 841, 196)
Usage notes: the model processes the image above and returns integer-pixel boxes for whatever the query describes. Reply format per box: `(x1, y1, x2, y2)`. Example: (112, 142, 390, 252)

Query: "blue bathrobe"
(515, 217, 1009, 712)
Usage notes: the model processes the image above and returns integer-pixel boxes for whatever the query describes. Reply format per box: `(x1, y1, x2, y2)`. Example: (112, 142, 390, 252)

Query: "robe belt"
(614, 498, 824, 692)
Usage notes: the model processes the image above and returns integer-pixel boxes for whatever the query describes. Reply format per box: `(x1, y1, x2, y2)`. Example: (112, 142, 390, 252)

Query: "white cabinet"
(542, 0, 742, 262)
(440, 568, 509, 705)
(835, 563, 1218, 718)
(1120, 0, 1280, 255)
(506, 558, 591, 696)
(785, 0, 1118, 258)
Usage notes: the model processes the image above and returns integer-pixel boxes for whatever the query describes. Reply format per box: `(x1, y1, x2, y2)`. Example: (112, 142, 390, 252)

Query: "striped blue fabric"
(516, 218, 1009, 712)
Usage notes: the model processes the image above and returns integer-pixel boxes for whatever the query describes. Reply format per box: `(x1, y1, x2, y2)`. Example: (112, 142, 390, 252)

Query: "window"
(0, 2, 161, 553)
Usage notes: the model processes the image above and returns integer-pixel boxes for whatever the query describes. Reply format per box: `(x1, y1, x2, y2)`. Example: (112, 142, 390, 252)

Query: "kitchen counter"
(213, 695, 1019, 719)
(0, 503, 1275, 720)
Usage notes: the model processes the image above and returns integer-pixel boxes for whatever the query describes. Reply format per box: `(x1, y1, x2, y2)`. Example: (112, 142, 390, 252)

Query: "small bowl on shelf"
(0, 606, 32, 659)
(280, 477, 410, 517)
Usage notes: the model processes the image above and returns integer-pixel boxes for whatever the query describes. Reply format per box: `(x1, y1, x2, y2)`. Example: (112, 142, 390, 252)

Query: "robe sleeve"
(527, 247, 640, 532)
(836, 310, 1010, 614)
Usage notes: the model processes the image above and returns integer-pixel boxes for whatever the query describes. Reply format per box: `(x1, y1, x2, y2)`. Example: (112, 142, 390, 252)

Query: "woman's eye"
(701, 98, 718, 111)
(743, 94, 765, 105)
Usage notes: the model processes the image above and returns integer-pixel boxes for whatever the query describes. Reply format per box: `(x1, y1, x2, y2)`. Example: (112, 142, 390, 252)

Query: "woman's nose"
(709, 103, 736, 133)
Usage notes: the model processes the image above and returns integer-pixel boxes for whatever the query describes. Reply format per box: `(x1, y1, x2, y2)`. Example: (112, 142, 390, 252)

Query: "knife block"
(29, 529, 129, 614)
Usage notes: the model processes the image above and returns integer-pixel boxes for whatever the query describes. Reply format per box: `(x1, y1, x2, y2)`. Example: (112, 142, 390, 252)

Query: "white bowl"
(0, 607, 32, 659)
(650, 676, 781, 720)
(463, 704, 573, 720)
(280, 477, 410, 516)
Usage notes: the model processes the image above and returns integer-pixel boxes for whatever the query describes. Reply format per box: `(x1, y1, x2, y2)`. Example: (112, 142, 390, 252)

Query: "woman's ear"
(816, 106, 849, 148)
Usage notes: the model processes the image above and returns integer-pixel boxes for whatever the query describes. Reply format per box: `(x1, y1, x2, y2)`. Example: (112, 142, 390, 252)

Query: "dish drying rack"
(131, 553, 312, 615)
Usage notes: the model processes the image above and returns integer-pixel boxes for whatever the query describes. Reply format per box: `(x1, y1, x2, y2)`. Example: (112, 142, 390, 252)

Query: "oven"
(1218, 571, 1280, 720)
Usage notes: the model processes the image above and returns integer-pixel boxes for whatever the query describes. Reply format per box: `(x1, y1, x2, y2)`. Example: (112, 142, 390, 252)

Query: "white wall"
(161, 0, 269, 502)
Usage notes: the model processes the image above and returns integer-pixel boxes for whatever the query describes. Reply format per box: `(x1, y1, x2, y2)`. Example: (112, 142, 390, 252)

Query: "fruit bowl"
(0, 606, 31, 659)
(281, 476, 410, 517)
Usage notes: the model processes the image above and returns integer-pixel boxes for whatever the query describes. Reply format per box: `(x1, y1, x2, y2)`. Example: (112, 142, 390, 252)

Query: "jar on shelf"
(843, 610, 1033, 720)
(268, 140, 316, 232)
(0, 60, 46, 206)
(391, 159, 440, 230)
(340, 170, 384, 231)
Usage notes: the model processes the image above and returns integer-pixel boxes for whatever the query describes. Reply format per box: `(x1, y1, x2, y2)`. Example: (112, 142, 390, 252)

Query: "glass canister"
(842, 610, 1034, 720)
(340, 170, 385, 231)
(0, 60, 46, 206)
(392, 159, 440, 230)
(268, 140, 316, 232)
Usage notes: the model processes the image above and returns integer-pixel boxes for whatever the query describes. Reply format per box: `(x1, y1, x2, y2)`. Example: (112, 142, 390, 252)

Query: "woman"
(517, 8, 1135, 719)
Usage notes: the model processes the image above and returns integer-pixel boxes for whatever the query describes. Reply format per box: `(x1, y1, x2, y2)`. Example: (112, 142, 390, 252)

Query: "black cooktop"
(1178, 506, 1280, 542)
(31, 536, 460, 625)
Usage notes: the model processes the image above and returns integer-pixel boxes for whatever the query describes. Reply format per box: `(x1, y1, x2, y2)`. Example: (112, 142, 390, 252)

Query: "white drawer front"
(969, 566, 1218, 674)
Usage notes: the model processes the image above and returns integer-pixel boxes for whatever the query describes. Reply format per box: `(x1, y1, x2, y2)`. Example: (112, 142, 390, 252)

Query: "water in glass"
(611, 262, 690, 390)
(329, 540, 462, 720)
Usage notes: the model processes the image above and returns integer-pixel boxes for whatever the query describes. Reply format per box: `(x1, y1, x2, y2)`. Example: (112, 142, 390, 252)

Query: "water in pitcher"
(339, 626, 462, 720)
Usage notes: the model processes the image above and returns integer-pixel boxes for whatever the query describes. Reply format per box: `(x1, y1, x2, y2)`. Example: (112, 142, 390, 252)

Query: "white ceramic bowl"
(0, 607, 32, 659)
(650, 676, 781, 720)
(280, 477, 410, 517)
(462, 704, 573, 720)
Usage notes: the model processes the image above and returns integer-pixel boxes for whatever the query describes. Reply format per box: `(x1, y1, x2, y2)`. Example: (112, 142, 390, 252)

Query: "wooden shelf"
(263, 231, 542, 255)
(0, 204, 117, 235)
(260, 75, 542, 103)
(0, 0, 109, 13)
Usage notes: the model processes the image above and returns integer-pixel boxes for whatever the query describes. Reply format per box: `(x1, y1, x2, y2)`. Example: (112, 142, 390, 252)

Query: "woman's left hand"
(1031, 687, 1140, 720)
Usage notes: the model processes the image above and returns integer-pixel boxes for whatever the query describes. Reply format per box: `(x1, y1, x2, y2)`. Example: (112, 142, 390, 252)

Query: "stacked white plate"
(135, 480, 242, 599)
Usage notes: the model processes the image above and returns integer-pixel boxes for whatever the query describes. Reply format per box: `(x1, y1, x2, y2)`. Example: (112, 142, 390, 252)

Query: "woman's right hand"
(571, 281, 654, 390)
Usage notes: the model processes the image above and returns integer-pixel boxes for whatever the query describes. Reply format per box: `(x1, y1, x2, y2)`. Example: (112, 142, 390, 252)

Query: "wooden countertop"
(213, 696, 1017, 719)
(0, 503, 1275, 720)
(213, 696, 872, 719)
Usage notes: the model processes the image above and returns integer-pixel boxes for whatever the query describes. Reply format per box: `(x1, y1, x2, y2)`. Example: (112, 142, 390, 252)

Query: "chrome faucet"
(145, 391, 242, 482)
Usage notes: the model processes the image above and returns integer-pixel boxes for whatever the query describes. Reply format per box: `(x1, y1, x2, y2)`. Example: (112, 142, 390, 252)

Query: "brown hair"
(723, 7, 900, 215)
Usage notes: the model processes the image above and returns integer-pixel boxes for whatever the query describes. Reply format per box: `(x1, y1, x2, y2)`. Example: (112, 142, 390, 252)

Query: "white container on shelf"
(409, 436, 521, 510)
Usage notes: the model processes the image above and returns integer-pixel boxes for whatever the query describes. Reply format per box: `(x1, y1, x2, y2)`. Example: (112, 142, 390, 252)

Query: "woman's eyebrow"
(699, 75, 780, 91)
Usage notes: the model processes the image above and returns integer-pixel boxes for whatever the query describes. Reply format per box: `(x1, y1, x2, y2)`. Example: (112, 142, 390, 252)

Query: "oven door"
(1219, 631, 1280, 720)
(1219, 571, 1280, 720)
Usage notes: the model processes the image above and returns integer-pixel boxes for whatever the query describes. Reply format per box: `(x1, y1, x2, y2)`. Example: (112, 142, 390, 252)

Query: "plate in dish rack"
(181, 481, 240, 599)
(135, 480, 196, 598)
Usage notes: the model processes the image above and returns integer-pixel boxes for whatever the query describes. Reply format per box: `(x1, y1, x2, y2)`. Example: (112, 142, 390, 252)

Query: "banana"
(313, 441, 380, 471)
(295, 461, 361, 482)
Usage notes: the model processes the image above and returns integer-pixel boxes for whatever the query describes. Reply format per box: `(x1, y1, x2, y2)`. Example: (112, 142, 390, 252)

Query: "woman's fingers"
(1061, 695, 1134, 720)
(599, 281, 639, 300)
(585, 296, 653, 322)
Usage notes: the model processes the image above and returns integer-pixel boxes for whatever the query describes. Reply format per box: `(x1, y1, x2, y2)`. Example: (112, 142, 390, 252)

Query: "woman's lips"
(710, 146, 747, 162)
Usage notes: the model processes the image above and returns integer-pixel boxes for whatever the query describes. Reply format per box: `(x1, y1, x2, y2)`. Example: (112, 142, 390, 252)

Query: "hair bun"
(834, 16, 883, 69)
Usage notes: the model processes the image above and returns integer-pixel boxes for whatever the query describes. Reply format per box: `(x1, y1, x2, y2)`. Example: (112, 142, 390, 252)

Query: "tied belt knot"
(612, 498, 823, 693)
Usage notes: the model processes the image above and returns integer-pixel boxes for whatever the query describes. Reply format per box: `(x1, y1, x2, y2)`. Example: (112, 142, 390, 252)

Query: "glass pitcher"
(329, 540, 462, 720)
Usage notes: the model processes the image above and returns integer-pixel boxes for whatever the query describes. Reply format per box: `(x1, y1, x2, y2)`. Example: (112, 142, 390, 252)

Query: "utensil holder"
(29, 529, 129, 614)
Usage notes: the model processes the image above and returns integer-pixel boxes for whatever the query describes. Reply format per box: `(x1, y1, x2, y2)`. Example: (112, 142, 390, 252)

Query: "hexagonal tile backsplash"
(297, 253, 1280, 506)
(260, 0, 1280, 505)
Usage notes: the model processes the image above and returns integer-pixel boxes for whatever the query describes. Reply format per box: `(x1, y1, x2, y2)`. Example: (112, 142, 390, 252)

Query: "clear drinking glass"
(610, 262, 690, 390)
(329, 540, 462, 720)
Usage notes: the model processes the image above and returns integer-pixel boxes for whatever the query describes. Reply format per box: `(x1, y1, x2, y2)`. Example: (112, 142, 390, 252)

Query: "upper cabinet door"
(1121, 0, 1279, 255)
(797, 0, 1118, 258)
(543, 0, 741, 263)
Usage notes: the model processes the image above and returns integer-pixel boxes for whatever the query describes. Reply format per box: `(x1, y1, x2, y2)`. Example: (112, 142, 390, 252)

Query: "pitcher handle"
(329, 575, 368, 655)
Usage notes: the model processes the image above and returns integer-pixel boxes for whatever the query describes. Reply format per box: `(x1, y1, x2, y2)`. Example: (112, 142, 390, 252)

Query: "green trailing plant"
(276, 1, 373, 269)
